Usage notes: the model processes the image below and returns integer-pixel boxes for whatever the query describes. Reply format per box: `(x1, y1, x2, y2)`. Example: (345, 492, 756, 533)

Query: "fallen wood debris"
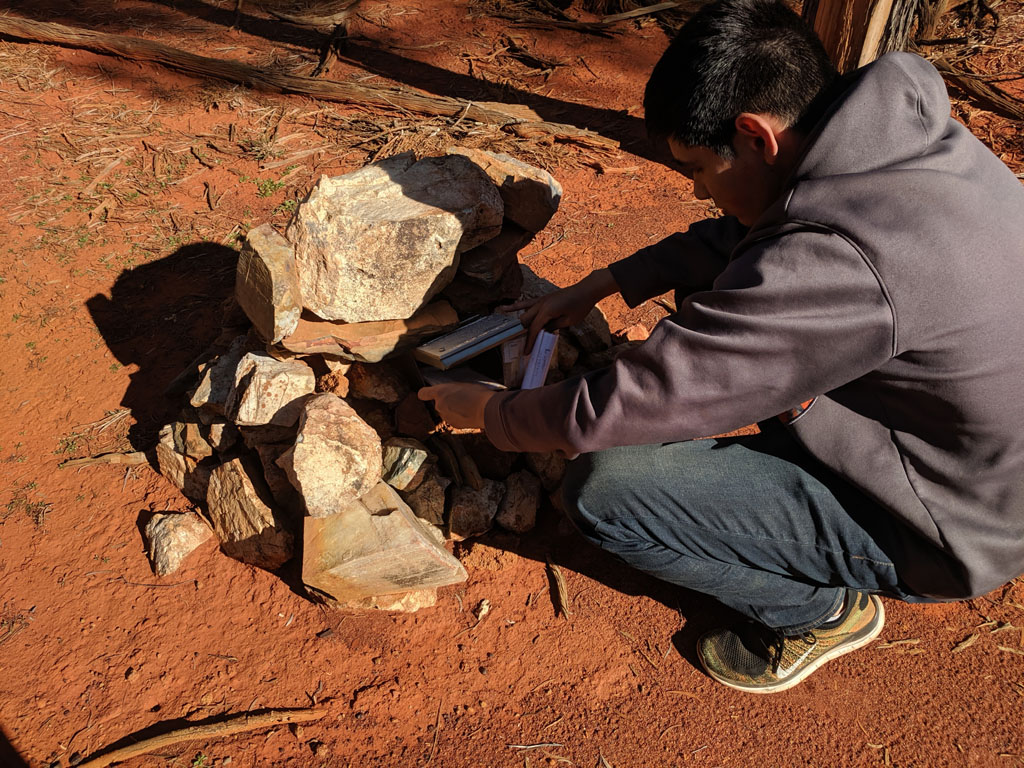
(0, 15, 617, 149)
(58, 450, 151, 469)
(76, 708, 326, 768)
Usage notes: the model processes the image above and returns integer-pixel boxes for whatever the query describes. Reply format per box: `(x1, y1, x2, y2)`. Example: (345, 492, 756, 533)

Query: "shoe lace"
(765, 629, 818, 674)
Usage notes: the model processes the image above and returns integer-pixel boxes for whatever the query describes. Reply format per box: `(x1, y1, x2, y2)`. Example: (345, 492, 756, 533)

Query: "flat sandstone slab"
(303, 482, 467, 603)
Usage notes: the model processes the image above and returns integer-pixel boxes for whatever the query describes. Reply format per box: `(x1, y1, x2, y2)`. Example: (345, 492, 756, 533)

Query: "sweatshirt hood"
(794, 52, 953, 181)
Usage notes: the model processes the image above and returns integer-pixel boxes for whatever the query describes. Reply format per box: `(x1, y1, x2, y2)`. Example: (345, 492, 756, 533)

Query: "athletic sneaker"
(697, 590, 885, 693)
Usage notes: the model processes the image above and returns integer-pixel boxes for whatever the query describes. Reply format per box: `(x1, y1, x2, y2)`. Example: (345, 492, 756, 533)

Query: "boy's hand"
(418, 383, 497, 430)
(498, 268, 620, 352)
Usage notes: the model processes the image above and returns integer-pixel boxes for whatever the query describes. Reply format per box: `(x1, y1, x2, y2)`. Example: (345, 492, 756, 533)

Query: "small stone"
(203, 421, 240, 454)
(155, 424, 213, 501)
(317, 369, 349, 398)
(496, 470, 541, 533)
(144, 512, 213, 576)
(382, 437, 434, 491)
(395, 392, 436, 441)
(190, 335, 249, 415)
(173, 421, 213, 461)
(347, 361, 410, 405)
(277, 394, 382, 517)
(449, 479, 505, 541)
(207, 457, 294, 570)
(227, 352, 315, 427)
(346, 588, 438, 613)
(303, 482, 467, 602)
(456, 222, 534, 285)
(398, 468, 449, 526)
(288, 153, 502, 323)
(235, 223, 303, 343)
(622, 323, 650, 342)
(447, 147, 562, 233)
(525, 451, 567, 492)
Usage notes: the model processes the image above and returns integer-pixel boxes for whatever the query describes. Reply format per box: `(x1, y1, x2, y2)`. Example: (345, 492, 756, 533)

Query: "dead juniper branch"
(76, 708, 327, 768)
(0, 15, 617, 149)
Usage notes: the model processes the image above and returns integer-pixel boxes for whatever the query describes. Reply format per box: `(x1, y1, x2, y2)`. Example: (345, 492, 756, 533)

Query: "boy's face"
(667, 124, 791, 227)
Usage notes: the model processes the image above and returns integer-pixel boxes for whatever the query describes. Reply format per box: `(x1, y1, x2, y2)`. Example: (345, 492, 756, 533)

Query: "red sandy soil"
(1, 2, 1023, 767)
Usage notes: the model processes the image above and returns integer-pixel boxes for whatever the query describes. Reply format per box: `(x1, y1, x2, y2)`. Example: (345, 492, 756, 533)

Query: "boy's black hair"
(644, 0, 838, 157)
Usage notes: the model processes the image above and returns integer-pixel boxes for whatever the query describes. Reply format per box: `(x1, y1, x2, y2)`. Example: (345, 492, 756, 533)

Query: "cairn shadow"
(86, 242, 238, 449)
(0, 728, 30, 768)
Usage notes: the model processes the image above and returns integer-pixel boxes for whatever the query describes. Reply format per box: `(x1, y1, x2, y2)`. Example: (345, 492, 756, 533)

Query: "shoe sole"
(698, 596, 886, 694)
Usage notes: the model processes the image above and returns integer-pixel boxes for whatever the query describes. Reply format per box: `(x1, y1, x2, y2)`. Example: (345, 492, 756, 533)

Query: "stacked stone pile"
(145, 148, 621, 612)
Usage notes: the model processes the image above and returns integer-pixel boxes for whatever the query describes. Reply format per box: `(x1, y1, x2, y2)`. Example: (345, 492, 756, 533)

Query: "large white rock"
(276, 393, 382, 517)
(287, 153, 504, 323)
(303, 482, 467, 603)
(227, 352, 315, 427)
(236, 223, 303, 343)
(206, 457, 294, 570)
(144, 512, 213, 576)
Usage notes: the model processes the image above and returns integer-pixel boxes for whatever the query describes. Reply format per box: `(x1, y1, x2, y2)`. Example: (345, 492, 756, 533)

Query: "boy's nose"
(693, 180, 710, 200)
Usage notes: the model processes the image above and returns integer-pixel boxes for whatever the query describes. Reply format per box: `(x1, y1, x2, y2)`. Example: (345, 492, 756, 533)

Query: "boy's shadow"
(85, 242, 239, 449)
(474, 504, 731, 673)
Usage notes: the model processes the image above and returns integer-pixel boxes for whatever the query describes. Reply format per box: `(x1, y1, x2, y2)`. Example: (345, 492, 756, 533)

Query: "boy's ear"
(734, 113, 781, 164)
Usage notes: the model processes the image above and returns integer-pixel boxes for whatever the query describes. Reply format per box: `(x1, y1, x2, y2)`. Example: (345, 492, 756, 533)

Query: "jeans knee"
(561, 448, 637, 535)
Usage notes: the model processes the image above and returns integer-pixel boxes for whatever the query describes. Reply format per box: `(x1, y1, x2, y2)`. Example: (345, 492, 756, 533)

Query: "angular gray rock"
(303, 482, 467, 603)
(447, 147, 562, 233)
(276, 393, 382, 517)
(287, 153, 503, 322)
(382, 437, 433, 491)
(448, 479, 505, 541)
(144, 512, 213, 576)
(236, 223, 303, 343)
(227, 352, 315, 427)
(206, 457, 294, 570)
(496, 470, 541, 533)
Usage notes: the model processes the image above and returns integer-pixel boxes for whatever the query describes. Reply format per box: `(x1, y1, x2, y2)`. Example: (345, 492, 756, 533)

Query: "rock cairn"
(146, 148, 618, 612)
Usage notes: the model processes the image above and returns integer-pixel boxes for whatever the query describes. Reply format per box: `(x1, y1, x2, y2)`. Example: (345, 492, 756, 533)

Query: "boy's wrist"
(583, 268, 621, 302)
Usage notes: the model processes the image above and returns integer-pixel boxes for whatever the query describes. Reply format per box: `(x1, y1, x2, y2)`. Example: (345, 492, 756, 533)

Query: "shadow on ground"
(86, 242, 238, 449)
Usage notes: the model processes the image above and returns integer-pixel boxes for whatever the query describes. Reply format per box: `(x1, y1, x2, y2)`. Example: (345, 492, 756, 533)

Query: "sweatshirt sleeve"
(484, 229, 895, 455)
(608, 216, 748, 308)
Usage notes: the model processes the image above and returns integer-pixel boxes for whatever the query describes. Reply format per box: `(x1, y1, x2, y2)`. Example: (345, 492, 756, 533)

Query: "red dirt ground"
(1, 2, 1023, 767)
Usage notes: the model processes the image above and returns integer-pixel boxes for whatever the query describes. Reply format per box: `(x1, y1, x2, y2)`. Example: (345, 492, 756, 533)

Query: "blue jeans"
(562, 423, 930, 633)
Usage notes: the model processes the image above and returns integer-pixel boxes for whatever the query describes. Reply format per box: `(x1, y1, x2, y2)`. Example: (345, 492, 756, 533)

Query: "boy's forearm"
(580, 267, 621, 303)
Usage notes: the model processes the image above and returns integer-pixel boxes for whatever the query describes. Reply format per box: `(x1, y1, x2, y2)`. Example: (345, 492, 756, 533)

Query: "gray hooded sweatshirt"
(483, 52, 1024, 599)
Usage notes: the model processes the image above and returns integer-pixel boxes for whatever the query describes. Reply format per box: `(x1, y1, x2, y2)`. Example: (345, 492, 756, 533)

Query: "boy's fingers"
(417, 386, 439, 401)
(496, 297, 538, 313)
